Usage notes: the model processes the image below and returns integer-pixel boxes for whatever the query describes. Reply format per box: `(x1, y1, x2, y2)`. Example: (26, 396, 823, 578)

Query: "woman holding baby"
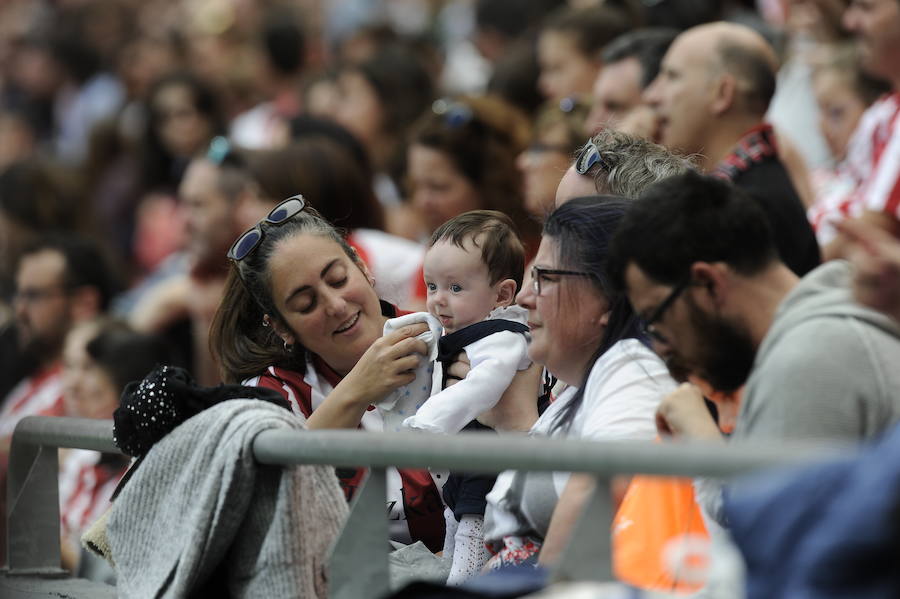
(208, 196, 446, 552)
(208, 191, 673, 581)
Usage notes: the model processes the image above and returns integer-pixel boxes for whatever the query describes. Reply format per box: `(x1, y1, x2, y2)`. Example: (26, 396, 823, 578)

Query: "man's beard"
(662, 352, 693, 384)
(17, 324, 65, 365)
(685, 301, 757, 394)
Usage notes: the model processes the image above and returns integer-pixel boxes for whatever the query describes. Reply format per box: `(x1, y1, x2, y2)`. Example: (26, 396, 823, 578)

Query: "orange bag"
(612, 474, 710, 593)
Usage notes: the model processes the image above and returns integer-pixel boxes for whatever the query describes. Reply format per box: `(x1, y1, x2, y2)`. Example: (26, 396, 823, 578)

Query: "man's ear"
(710, 73, 737, 116)
(689, 261, 731, 309)
(265, 313, 295, 347)
(495, 279, 518, 307)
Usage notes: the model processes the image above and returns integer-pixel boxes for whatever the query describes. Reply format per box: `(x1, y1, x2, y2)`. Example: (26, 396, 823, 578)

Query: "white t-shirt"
(485, 338, 675, 542)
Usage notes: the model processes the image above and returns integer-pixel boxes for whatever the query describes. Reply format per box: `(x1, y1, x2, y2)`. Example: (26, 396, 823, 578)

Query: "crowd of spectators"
(3, 0, 900, 597)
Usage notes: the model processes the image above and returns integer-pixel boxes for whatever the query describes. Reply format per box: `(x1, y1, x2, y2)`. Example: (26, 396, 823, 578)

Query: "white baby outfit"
(402, 305, 531, 434)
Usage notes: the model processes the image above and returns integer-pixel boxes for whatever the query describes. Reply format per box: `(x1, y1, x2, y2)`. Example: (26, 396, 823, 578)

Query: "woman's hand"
(476, 362, 542, 432)
(347, 323, 429, 402)
(656, 383, 724, 442)
(306, 323, 428, 430)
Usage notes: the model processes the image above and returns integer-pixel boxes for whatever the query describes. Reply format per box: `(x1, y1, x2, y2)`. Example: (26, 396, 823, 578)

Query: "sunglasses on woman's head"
(575, 138, 611, 175)
(227, 195, 307, 262)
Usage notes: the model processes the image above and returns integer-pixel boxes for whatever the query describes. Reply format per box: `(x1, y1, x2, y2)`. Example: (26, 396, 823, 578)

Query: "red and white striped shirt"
(851, 92, 900, 217)
(0, 363, 65, 438)
(59, 449, 126, 541)
(243, 303, 446, 552)
(810, 93, 900, 234)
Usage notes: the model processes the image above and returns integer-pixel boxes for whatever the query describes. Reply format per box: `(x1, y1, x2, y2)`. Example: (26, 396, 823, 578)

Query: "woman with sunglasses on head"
(483, 196, 676, 569)
(208, 197, 446, 552)
(406, 95, 540, 251)
(518, 96, 591, 219)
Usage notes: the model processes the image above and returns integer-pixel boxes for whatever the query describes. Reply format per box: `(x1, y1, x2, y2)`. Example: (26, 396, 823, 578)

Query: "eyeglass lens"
(266, 196, 305, 224)
(231, 229, 263, 261)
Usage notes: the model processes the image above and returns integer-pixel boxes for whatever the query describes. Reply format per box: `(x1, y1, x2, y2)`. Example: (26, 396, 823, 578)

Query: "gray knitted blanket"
(107, 399, 347, 598)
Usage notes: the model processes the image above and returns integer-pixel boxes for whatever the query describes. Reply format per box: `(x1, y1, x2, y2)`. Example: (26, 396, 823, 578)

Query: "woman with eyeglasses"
(483, 196, 676, 569)
(208, 198, 446, 552)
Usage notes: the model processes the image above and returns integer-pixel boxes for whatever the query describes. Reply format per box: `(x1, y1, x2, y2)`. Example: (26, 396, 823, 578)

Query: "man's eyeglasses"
(12, 286, 69, 305)
(227, 195, 307, 262)
(641, 278, 690, 343)
(575, 138, 611, 175)
(531, 265, 592, 296)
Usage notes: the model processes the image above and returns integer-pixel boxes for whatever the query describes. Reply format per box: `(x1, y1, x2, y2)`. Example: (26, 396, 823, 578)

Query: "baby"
(394, 210, 531, 585)
(405, 210, 531, 434)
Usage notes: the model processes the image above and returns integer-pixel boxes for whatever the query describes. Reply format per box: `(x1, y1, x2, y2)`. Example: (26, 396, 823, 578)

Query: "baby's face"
(424, 238, 499, 333)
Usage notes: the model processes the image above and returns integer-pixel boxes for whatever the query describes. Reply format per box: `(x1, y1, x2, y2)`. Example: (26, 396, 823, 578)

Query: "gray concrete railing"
(5, 415, 838, 599)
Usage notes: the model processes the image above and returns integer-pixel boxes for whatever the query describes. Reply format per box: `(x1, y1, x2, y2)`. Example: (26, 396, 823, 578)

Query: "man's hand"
(656, 383, 724, 441)
(837, 218, 900, 323)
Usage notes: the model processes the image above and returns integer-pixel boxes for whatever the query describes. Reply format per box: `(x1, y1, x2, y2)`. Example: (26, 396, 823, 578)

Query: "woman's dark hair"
(140, 71, 225, 192)
(247, 137, 385, 231)
(351, 44, 434, 135)
(544, 196, 643, 433)
(209, 208, 362, 383)
(487, 39, 544, 119)
(86, 322, 171, 391)
(341, 44, 435, 183)
(0, 158, 78, 231)
(409, 95, 540, 246)
(289, 113, 373, 177)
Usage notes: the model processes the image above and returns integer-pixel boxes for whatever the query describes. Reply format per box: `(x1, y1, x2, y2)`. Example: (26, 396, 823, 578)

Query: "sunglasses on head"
(432, 98, 476, 129)
(226, 195, 307, 262)
(575, 138, 611, 175)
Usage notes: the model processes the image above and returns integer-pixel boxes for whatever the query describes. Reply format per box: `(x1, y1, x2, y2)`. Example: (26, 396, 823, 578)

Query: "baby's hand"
(444, 351, 470, 387)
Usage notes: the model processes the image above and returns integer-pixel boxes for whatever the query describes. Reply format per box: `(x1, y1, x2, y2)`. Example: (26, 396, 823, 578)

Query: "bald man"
(643, 22, 820, 276)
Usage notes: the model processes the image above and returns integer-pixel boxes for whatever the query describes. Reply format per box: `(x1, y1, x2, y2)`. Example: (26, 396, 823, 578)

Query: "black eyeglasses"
(641, 278, 690, 343)
(227, 195, 307, 262)
(531, 265, 592, 296)
(575, 138, 611, 175)
(12, 285, 70, 305)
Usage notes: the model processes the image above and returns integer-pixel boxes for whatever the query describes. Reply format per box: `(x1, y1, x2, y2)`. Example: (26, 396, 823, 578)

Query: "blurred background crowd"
(1, 0, 881, 386)
(1, 0, 898, 587)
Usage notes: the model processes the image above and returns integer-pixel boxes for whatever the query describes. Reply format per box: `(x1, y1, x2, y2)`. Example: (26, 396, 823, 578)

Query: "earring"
(284, 340, 293, 353)
(262, 317, 270, 328)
